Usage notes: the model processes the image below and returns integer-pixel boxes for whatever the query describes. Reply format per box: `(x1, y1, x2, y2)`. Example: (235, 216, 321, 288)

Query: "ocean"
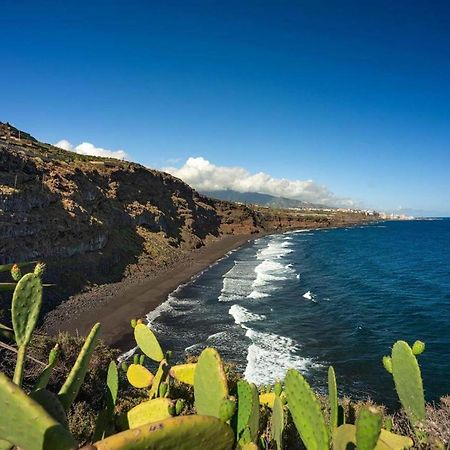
(144, 219, 450, 407)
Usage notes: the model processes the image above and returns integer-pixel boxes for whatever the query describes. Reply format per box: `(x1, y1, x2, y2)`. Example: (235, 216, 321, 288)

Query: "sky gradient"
(1, 1, 450, 214)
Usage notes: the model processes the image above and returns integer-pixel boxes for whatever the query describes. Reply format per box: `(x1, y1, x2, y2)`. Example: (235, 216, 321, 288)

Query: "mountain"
(200, 189, 330, 209)
(0, 122, 372, 314)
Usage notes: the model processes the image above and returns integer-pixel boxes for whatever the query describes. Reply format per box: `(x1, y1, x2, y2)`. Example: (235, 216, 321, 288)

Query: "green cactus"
(356, 407, 382, 450)
(30, 388, 68, 428)
(412, 340, 425, 356)
(328, 366, 338, 432)
(10, 264, 21, 281)
(271, 393, 284, 449)
(11, 272, 43, 386)
(285, 369, 329, 450)
(391, 340, 426, 426)
(219, 397, 237, 422)
(58, 322, 101, 411)
(382, 355, 393, 374)
(194, 347, 229, 419)
(333, 424, 413, 450)
(34, 262, 46, 278)
(149, 360, 168, 399)
(234, 380, 259, 444)
(34, 344, 59, 391)
(118, 398, 174, 430)
(176, 399, 186, 415)
(170, 363, 196, 385)
(0, 373, 76, 450)
(134, 323, 164, 362)
(93, 415, 235, 450)
(0, 261, 37, 273)
(93, 361, 119, 441)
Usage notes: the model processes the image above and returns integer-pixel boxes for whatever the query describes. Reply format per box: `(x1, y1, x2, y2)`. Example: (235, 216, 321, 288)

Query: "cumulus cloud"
(165, 157, 356, 208)
(54, 139, 128, 160)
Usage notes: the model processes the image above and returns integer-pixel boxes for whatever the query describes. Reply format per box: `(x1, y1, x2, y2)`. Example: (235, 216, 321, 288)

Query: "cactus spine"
(58, 322, 101, 411)
(285, 369, 329, 450)
(11, 272, 43, 386)
(0, 373, 76, 450)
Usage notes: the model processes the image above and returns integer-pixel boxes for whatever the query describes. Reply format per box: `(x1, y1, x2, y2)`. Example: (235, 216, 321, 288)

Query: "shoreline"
(45, 233, 259, 350)
(44, 217, 379, 351)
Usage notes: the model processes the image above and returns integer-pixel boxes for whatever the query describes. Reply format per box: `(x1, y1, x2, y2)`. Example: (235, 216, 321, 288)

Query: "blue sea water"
(146, 219, 450, 407)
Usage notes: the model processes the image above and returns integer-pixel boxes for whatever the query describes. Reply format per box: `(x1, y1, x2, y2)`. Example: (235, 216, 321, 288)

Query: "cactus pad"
(356, 407, 382, 450)
(170, 363, 196, 385)
(34, 344, 59, 391)
(127, 364, 154, 388)
(271, 394, 284, 450)
(134, 323, 164, 362)
(0, 373, 76, 450)
(285, 369, 329, 450)
(11, 273, 43, 347)
(391, 340, 426, 425)
(58, 322, 101, 411)
(94, 415, 235, 450)
(194, 347, 229, 418)
(328, 366, 338, 432)
(259, 392, 276, 408)
(30, 389, 68, 428)
(119, 398, 173, 430)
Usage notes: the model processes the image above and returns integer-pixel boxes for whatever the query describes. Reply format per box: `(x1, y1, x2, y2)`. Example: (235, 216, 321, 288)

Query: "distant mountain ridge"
(200, 189, 331, 210)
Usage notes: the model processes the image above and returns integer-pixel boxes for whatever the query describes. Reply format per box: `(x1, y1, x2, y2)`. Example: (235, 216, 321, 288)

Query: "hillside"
(202, 189, 329, 209)
(0, 122, 376, 318)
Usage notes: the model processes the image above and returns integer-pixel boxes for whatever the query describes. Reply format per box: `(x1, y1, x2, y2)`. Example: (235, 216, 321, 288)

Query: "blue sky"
(1, 1, 449, 214)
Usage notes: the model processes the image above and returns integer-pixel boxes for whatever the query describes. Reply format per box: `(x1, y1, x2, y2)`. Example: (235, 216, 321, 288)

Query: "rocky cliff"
(0, 122, 375, 314)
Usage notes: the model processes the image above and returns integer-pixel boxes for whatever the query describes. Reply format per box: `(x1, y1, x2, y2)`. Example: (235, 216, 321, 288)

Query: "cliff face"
(0, 123, 375, 313)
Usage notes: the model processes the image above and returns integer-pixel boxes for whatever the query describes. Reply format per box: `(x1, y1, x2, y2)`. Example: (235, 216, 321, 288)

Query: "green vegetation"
(0, 263, 447, 449)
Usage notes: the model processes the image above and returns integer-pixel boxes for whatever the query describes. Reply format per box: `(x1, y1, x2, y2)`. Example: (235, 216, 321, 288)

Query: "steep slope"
(0, 122, 375, 316)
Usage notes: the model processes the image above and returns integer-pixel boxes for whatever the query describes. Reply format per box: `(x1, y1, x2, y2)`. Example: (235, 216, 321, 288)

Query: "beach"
(44, 233, 257, 350)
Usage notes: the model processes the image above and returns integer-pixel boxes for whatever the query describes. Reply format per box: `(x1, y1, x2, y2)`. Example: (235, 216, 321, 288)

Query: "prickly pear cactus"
(356, 407, 382, 450)
(93, 415, 235, 450)
(118, 398, 174, 430)
(11, 272, 43, 385)
(126, 363, 154, 388)
(194, 347, 229, 418)
(58, 322, 101, 411)
(259, 392, 276, 408)
(285, 369, 329, 450)
(170, 363, 196, 385)
(382, 355, 393, 374)
(149, 360, 168, 399)
(391, 340, 426, 426)
(34, 344, 59, 391)
(271, 393, 284, 450)
(30, 388, 68, 429)
(219, 397, 237, 422)
(333, 424, 413, 450)
(12, 272, 42, 347)
(134, 323, 164, 362)
(93, 361, 119, 441)
(328, 366, 338, 432)
(412, 340, 425, 356)
(0, 373, 76, 450)
(10, 264, 21, 281)
(235, 380, 259, 444)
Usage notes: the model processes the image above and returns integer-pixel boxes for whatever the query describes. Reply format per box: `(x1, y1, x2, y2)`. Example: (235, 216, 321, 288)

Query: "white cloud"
(54, 139, 128, 160)
(165, 157, 356, 208)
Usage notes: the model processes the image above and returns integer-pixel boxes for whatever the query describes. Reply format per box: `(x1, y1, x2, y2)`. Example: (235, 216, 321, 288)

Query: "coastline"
(43, 217, 379, 351)
(44, 233, 258, 350)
